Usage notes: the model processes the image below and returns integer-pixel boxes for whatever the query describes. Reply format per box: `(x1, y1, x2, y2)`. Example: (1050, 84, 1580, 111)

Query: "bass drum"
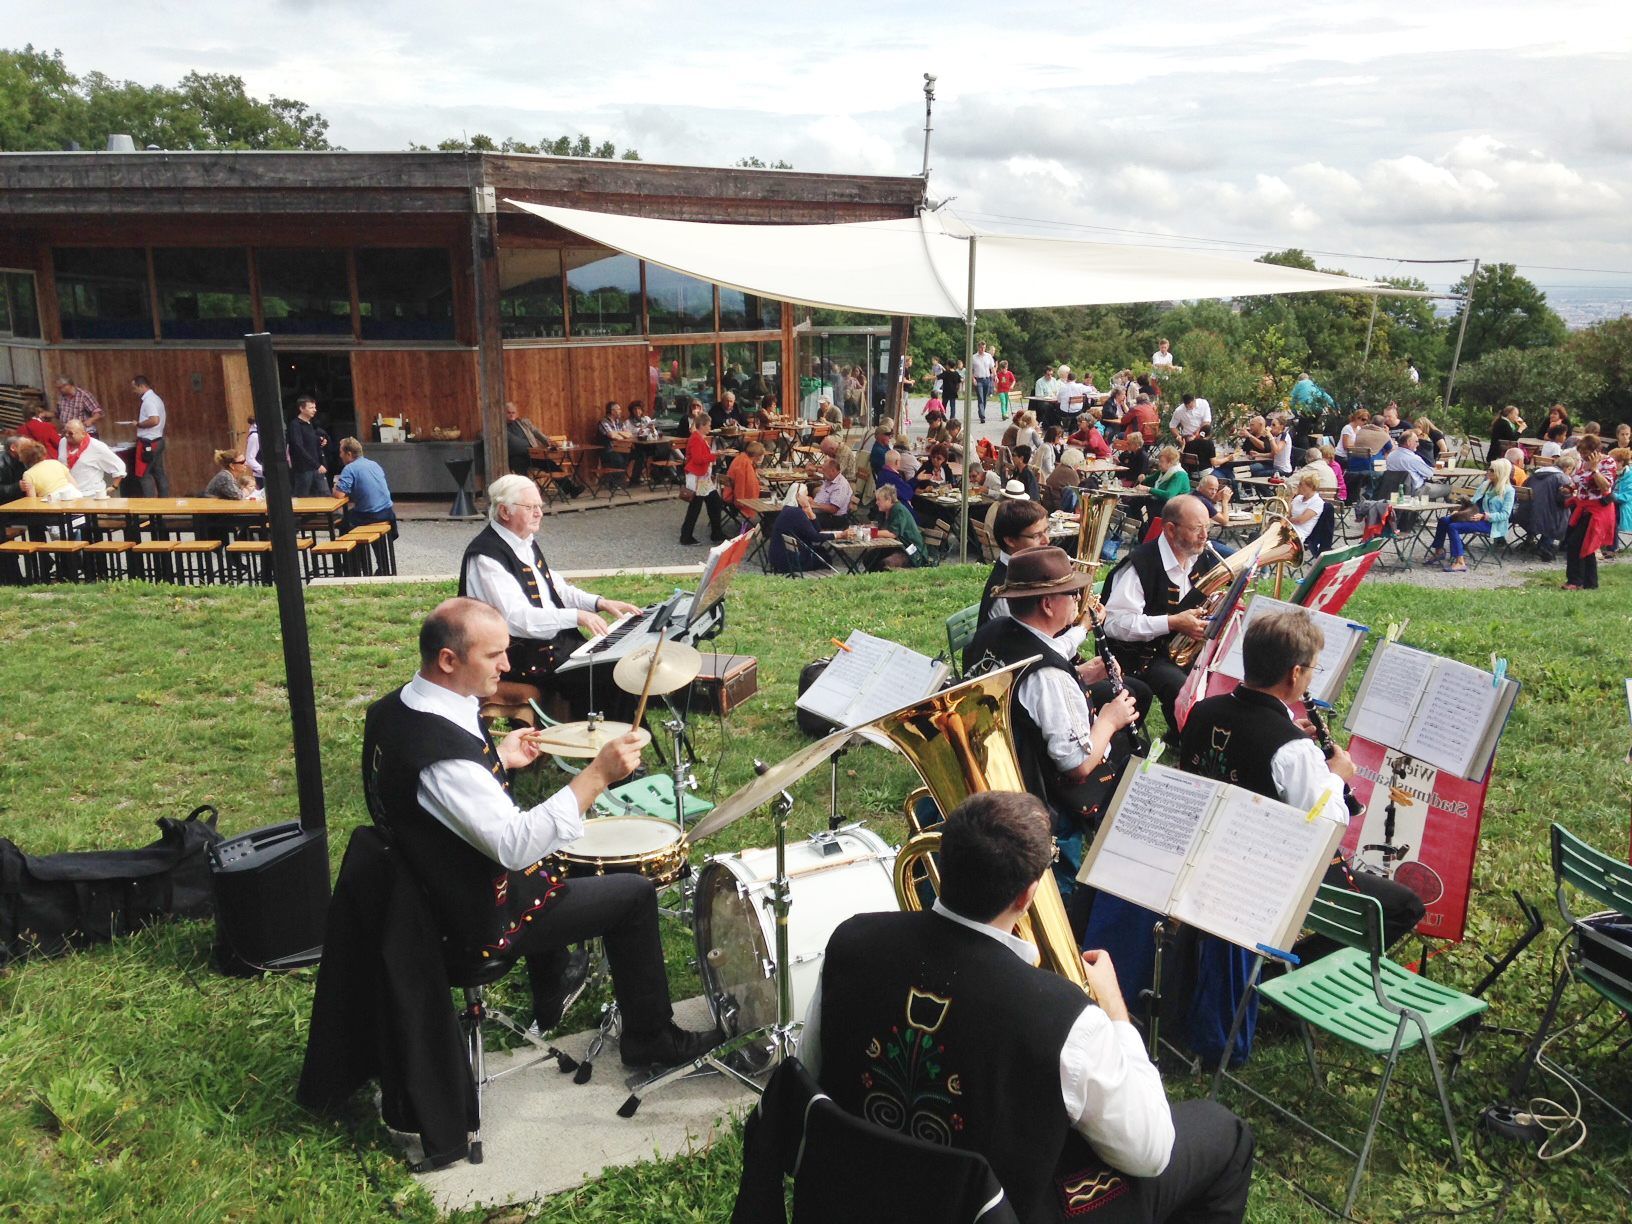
(694, 827, 896, 1070)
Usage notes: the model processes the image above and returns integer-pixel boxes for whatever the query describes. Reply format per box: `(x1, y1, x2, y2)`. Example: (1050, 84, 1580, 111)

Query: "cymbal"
(685, 730, 860, 842)
(612, 639, 703, 697)
(527, 720, 652, 759)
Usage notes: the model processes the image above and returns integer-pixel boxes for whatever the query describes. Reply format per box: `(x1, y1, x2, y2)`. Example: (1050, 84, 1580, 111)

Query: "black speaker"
(209, 822, 330, 974)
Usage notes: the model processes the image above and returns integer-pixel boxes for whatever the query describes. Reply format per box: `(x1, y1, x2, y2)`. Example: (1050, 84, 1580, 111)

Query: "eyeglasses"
(231, 457, 247, 464)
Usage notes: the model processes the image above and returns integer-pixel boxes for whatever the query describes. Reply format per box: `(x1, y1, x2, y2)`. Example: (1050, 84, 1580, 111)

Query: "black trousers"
(1110, 647, 1189, 745)
(1059, 1099, 1255, 1223)
(1564, 519, 1597, 588)
(681, 490, 725, 541)
(515, 874, 673, 1039)
(1297, 862, 1427, 961)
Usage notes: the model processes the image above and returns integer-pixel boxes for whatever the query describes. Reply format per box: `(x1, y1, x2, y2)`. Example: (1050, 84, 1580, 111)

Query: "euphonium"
(1167, 516, 1303, 668)
(1072, 489, 1121, 582)
(876, 664, 1093, 996)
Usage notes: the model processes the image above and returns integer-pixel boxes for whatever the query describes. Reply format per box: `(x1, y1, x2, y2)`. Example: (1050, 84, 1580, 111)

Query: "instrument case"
(682, 653, 759, 716)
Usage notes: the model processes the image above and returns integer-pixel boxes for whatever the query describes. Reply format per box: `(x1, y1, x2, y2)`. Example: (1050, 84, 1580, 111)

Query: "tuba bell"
(1072, 489, 1122, 583)
(1167, 513, 1302, 668)
(871, 663, 1094, 996)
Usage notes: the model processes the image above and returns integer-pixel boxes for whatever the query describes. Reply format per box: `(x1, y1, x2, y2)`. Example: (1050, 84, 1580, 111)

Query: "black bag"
(0, 806, 223, 968)
(796, 657, 836, 738)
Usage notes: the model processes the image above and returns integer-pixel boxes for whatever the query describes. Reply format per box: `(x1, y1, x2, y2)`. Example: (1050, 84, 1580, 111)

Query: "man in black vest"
(1099, 495, 1218, 746)
(459, 474, 641, 711)
(362, 597, 719, 1067)
(1180, 609, 1424, 955)
(800, 791, 1254, 1223)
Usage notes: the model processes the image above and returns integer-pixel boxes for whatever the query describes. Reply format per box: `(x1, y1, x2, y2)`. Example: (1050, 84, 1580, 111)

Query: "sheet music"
(1079, 763, 1217, 914)
(1401, 657, 1502, 776)
(795, 631, 946, 728)
(1171, 789, 1340, 951)
(1215, 596, 1366, 705)
(1348, 641, 1435, 747)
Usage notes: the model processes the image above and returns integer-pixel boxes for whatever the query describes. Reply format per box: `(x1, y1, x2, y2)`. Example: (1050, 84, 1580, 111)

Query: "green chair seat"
(945, 603, 980, 677)
(1260, 948, 1487, 1055)
(594, 774, 713, 825)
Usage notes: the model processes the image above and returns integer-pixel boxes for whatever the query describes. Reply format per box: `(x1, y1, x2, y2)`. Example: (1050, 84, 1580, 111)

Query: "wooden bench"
(309, 536, 363, 578)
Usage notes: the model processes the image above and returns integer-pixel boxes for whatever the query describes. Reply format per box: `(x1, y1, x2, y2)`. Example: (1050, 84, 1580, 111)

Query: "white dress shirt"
(970, 350, 996, 379)
(1168, 404, 1205, 439)
(1013, 620, 1099, 774)
(1265, 694, 1354, 826)
(1192, 397, 1212, 426)
(798, 900, 1175, 1178)
(400, 673, 585, 869)
(462, 521, 602, 640)
(137, 389, 166, 439)
(1151, 349, 1174, 368)
(60, 436, 126, 495)
(1102, 534, 1198, 642)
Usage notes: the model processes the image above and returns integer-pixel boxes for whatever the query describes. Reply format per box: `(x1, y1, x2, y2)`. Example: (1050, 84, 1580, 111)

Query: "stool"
(83, 540, 135, 581)
(348, 522, 397, 575)
(131, 541, 179, 583)
(225, 541, 274, 586)
(445, 457, 478, 518)
(170, 541, 222, 585)
(34, 540, 89, 582)
(309, 537, 362, 578)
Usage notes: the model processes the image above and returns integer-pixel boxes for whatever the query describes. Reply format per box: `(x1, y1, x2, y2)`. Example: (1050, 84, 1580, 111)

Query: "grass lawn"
(1, 564, 1630, 1221)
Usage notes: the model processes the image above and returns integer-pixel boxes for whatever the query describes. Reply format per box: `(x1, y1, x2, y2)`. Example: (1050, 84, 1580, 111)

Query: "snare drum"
(552, 815, 688, 886)
(693, 828, 896, 1066)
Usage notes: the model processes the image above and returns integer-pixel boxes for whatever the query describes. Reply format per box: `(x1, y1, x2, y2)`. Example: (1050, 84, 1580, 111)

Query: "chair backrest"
(945, 603, 980, 670)
(1552, 823, 1632, 925)
(970, 519, 999, 562)
(1305, 883, 1384, 959)
(1374, 470, 1409, 500)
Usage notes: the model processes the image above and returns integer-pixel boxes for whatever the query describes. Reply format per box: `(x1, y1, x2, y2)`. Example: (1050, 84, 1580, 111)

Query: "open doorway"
(278, 351, 356, 436)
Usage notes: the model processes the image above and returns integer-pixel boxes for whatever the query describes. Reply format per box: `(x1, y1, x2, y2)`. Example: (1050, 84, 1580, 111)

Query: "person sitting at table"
(1043, 445, 1085, 512)
(1125, 394, 1162, 447)
(1140, 445, 1191, 522)
(204, 447, 260, 501)
(1237, 415, 1275, 476)
(1190, 473, 1237, 558)
(811, 454, 854, 530)
(1422, 457, 1512, 573)
(892, 434, 921, 482)
(0, 432, 26, 503)
(1502, 446, 1529, 488)
(913, 444, 952, 494)
(876, 449, 916, 506)
(1293, 445, 1337, 492)
(680, 409, 727, 545)
(1067, 414, 1105, 457)
(1286, 473, 1326, 545)
(20, 401, 61, 454)
(868, 484, 928, 569)
(597, 401, 644, 484)
(943, 418, 966, 463)
(1113, 428, 1149, 487)
(1034, 425, 1064, 479)
(335, 437, 398, 543)
(58, 419, 126, 498)
(971, 459, 1003, 498)
(1385, 430, 1451, 499)
(721, 439, 765, 520)
(1168, 393, 1207, 442)
(711, 391, 750, 431)
(1488, 404, 1525, 464)
(767, 486, 828, 574)
(1335, 407, 1366, 459)
(1007, 445, 1040, 500)
(15, 439, 75, 501)
(1097, 386, 1127, 440)
(868, 420, 894, 476)
(1267, 413, 1295, 479)
(1414, 416, 1450, 464)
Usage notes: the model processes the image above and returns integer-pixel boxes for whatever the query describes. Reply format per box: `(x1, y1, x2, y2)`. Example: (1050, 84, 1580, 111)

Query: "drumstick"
(630, 630, 667, 730)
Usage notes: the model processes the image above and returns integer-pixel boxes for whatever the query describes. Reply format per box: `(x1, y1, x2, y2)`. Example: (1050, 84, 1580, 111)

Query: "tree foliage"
(1562, 316, 1632, 427)
(736, 156, 793, 169)
(1451, 346, 1605, 430)
(0, 45, 329, 150)
(1448, 262, 1567, 364)
(424, 132, 641, 160)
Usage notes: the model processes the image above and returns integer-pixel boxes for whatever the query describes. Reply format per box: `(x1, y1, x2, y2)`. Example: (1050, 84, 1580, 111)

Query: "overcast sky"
(24, 0, 1632, 297)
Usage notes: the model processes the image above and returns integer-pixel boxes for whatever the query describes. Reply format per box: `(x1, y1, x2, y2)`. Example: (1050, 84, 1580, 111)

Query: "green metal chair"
(593, 773, 714, 826)
(1211, 885, 1487, 1219)
(945, 603, 980, 678)
(1509, 824, 1632, 1119)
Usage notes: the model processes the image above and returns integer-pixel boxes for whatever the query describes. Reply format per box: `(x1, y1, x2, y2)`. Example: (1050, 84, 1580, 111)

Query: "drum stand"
(618, 771, 801, 1118)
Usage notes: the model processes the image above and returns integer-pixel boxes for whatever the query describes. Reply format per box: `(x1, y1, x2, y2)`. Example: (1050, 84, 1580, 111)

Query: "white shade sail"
(505, 199, 1387, 319)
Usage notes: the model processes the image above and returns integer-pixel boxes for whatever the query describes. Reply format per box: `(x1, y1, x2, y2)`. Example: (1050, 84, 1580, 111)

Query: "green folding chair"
(1211, 885, 1487, 1219)
(593, 773, 714, 826)
(945, 603, 980, 678)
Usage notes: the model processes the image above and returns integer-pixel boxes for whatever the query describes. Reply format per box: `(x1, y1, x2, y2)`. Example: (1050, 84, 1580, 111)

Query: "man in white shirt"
(1055, 365, 1092, 432)
(459, 475, 641, 709)
(1151, 338, 1177, 370)
(1384, 431, 1450, 498)
(1168, 394, 1207, 442)
(811, 455, 853, 529)
(800, 789, 1254, 1223)
(58, 418, 126, 496)
(970, 341, 997, 424)
(129, 373, 168, 495)
(361, 598, 720, 1065)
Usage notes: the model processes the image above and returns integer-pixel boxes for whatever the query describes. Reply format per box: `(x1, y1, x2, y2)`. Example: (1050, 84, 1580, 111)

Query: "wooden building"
(0, 151, 922, 496)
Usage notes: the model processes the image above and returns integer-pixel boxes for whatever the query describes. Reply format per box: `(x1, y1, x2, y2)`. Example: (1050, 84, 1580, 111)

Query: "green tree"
(736, 156, 793, 169)
(1562, 316, 1632, 428)
(1450, 345, 1604, 434)
(428, 132, 640, 159)
(1449, 263, 1566, 364)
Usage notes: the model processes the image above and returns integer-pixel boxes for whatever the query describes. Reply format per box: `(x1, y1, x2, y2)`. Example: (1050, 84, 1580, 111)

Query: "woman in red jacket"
(680, 407, 726, 545)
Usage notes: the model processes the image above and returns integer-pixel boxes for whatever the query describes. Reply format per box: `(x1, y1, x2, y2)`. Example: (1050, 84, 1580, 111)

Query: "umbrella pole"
(959, 234, 977, 563)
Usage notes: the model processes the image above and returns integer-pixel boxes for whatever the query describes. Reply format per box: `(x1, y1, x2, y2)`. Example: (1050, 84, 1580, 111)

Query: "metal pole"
(958, 235, 977, 562)
(921, 74, 936, 182)
(244, 333, 326, 832)
(1444, 258, 1480, 408)
(1361, 295, 1379, 365)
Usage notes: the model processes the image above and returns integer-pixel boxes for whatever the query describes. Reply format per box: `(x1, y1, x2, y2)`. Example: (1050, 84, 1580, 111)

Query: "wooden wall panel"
(568, 345, 649, 441)
(349, 350, 480, 441)
(502, 346, 572, 438)
(502, 343, 648, 444)
(41, 347, 229, 496)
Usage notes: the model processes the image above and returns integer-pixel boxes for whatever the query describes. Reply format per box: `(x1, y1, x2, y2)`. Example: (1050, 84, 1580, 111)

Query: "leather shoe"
(620, 1021, 722, 1069)
(530, 945, 591, 1035)
(678, 535, 700, 545)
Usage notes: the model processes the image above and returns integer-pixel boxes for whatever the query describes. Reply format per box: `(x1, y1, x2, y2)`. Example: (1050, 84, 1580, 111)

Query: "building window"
(258, 248, 353, 336)
(645, 263, 715, 334)
(355, 248, 455, 341)
(721, 340, 781, 406)
(654, 343, 717, 410)
(718, 287, 781, 332)
(0, 270, 41, 339)
(498, 249, 565, 339)
(566, 251, 639, 337)
(53, 247, 152, 341)
(153, 247, 254, 340)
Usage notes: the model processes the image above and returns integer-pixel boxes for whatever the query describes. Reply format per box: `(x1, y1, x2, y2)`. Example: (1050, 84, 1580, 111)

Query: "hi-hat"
(612, 639, 703, 697)
(527, 720, 652, 759)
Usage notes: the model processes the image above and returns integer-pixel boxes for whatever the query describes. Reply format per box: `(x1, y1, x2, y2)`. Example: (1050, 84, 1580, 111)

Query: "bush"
(1450, 345, 1606, 434)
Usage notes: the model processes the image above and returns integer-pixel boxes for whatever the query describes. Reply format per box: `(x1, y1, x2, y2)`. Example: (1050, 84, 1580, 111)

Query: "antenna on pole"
(921, 74, 937, 183)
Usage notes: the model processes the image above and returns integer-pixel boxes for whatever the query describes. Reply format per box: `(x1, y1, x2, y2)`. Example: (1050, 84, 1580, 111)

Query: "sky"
(20, 0, 1632, 300)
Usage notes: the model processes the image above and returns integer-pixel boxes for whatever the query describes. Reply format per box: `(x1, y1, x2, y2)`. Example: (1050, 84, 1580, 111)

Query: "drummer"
(363, 597, 720, 1067)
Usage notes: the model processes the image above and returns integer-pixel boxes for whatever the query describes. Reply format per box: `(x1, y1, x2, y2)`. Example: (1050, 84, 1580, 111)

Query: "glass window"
(498, 248, 565, 339)
(719, 287, 781, 332)
(53, 247, 152, 340)
(654, 343, 717, 412)
(645, 263, 714, 334)
(0, 271, 41, 339)
(721, 340, 782, 408)
(258, 248, 352, 336)
(565, 251, 639, 337)
(355, 248, 455, 341)
(153, 247, 254, 340)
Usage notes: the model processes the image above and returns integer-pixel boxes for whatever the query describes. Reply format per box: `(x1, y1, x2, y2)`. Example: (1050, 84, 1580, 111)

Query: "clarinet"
(1303, 690, 1363, 818)
(1090, 600, 1150, 756)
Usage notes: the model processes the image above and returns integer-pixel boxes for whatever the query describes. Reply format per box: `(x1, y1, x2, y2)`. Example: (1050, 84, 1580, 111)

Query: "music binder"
(1213, 594, 1369, 706)
(1078, 759, 1345, 955)
(795, 630, 950, 730)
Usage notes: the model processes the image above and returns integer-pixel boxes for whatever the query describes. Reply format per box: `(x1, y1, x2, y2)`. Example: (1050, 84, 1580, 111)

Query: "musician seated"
(365, 598, 720, 1066)
(459, 475, 641, 714)
(1098, 496, 1218, 748)
(798, 791, 1255, 1224)
(980, 499, 1054, 625)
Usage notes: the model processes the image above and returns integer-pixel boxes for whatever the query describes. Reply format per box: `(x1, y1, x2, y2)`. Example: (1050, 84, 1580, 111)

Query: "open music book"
(795, 630, 951, 730)
(1079, 759, 1345, 956)
(1344, 639, 1519, 781)
(1213, 594, 1369, 706)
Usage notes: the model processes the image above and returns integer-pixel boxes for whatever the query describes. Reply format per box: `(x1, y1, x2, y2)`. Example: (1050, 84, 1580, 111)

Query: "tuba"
(1072, 489, 1122, 582)
(875, 664, 1094, 996)
(1166, 514, 1303, 668)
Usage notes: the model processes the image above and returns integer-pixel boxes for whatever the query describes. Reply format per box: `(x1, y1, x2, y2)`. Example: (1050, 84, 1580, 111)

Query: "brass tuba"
(875, 663, 1094, 996)
(1167, 514, 1302, 668)
(1072, 489, 1122, 582)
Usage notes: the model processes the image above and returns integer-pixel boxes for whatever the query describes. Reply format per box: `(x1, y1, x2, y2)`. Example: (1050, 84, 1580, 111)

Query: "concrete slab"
(410, 995, 756, 1214)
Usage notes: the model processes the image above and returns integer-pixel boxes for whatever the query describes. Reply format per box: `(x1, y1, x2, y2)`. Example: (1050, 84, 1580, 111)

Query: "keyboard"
(559, 592, 693, 671)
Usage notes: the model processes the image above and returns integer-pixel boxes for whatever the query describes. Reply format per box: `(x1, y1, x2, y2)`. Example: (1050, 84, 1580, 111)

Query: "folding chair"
(970, 519, 1001, 563)
(1212, 885, 1487, 1219)
(594, 773, 714, 826)
(944, 603, 980, 678)
(779, 533, 833, 577)
(918, 519, 952, 566)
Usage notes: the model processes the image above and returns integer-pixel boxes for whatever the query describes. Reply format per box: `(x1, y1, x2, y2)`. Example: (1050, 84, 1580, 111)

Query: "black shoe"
(709, 532, 727, 543)
(620, 1021, 723, 1068)
(679, 535, 700, 545)
(530, 945, 591, 1035)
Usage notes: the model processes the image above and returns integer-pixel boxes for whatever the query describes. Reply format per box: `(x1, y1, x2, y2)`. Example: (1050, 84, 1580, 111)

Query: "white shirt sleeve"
(417, 758, 587, 869)
(464, 554, 583, 638)
(1060, 1010, 1176, 1176)
(1102, 563, 1172, 642)
(1016, 669, 1094, 774)
(1269, 736, 1352, 825)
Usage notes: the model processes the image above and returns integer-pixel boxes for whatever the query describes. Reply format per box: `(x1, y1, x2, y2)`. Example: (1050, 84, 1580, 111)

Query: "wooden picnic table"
(1, 495, 349, 544)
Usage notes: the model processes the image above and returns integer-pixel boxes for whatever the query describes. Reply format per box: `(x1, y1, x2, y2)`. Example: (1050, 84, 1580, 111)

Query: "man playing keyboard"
(460, 475, 641, 716)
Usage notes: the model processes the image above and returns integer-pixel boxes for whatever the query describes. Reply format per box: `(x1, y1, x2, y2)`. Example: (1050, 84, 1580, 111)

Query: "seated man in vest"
(363, 597, 719, 1067)
(459, 475, 641, 715)
(1099, 496, 1218, 747)
(799, 791, 1254, 1223)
